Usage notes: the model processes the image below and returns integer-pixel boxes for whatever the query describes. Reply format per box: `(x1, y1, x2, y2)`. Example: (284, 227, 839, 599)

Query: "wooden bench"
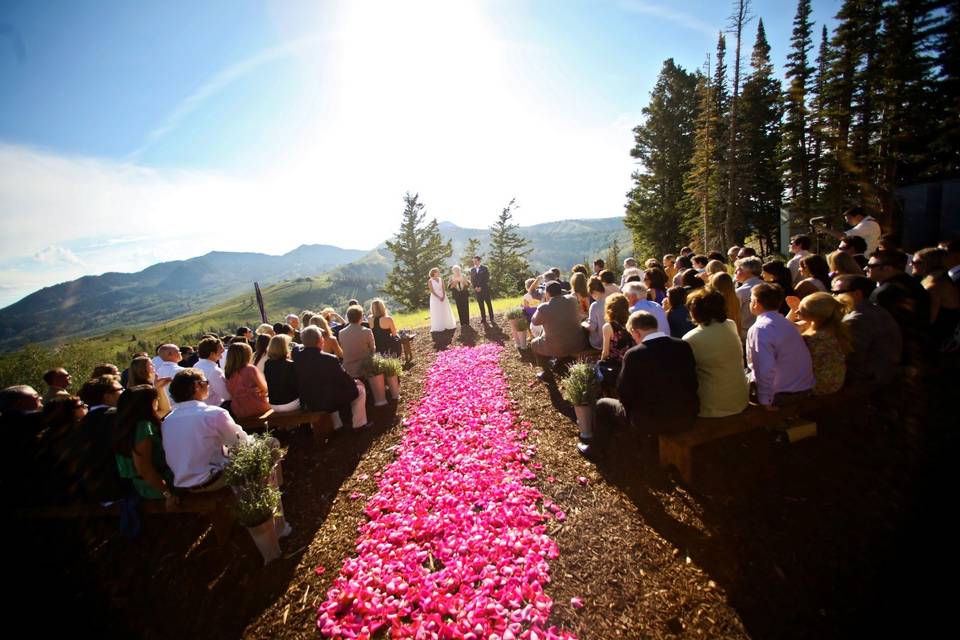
(658, 391, 852, 485)
(236, 409, 334, 443)
(14, 488, 236, 545)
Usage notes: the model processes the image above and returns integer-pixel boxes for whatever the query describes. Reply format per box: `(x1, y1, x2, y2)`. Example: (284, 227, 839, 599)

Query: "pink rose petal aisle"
(318, 343, 577, 640)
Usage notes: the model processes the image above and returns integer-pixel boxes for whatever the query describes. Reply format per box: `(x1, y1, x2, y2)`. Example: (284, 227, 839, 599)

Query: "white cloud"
(616, 0, 720, 37)
(33, 245, 83, 266)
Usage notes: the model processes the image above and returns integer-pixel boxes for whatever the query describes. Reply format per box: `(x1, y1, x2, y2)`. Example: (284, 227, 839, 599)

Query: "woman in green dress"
(114, 385, 179, 510)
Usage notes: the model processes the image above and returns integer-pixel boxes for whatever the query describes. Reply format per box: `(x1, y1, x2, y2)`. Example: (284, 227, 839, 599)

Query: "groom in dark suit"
(470, 255, 495, 324)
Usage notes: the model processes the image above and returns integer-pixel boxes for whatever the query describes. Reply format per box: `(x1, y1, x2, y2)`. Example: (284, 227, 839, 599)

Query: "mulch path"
(11, 315, 954, 638)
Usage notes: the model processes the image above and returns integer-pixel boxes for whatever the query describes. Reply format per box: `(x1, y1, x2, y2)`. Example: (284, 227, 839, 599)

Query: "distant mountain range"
(0, 217, 629, 351)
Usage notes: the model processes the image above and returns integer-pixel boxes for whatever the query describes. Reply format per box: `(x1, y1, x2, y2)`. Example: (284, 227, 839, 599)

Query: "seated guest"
(708, 272, 742, 337)
(831, 275, 902, 385)
(592, 258, 605, 276)
(322, 307, 346, 329)
(662, 254, 677, 282)
(527, 270, 560, 302)
(91, 363, 119, 378)
(682, 288, 749, 417)
(700, 259, 726, 282)
(727, 246, 742, 266)
(272, 322, 285, 336)
(672, 255, 693, 287)
(286, 313, 302, 343)
(550, 267, 572, 292)
(42, 368, 71, 403)
(795, 254, 831, 299)
(126, 355, 172, 416)
(761, 260, 795, 314)
(154, 344, 185, 381)
(532, 281, 588, 366)
(746, 283, 815, 409)
(737, 246, 757, 259)
(912, 247, 960, 351)
(643, 268, 668, 304)
(838, 234, 869, 269)
(236, 326, 254, 344)
(248, 332, 271, 374)
(681, 268, 706, 290)
(194, 337, 230, 409)
(369, 299, 402, 358)
(33, 395, 87, 503)
(264, 334, 300, 412)
(581, 276, 609, 350)
(794, 293, 850, 395)
(568, 272, 590, 322)
(309, 313, 345, 358)
(943, 237, 960, 285)
(72, 375, 131, 501)
(224, 342, 270, 419)
(587, 311, 699, 458)
(622, 281, 669, 334)
(867, 250, 931, 338)
(734, 256, 764, 338)
(827, 250, 863, 279)
(691, 254, 709, 273)
(178, 346, 198, 368)
(0, 385, 45, 499)
(599, 269, 620, 296)
(598, 293, 635, 386)
(571, 263, 589, 277)
(256, 323, 275, 337)
(621, 258, 638, 286)
(293, 326, 370, 429)
(339, 305, 376, 378)
(162, 369, 253, 492)
(114, 385, 178, 508)
(665, 287, 695, 338)
(707, 251, 726, 264)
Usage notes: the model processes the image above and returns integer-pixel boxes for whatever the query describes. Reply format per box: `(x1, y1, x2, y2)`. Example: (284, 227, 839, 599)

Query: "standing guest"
(294, 326, 370, 430)
(734, 256, 765, 338)
(794, 293, 850, 395)
(682, 289, 749, 417)
(370, 298, 403, 357)
(309, 314, 344, 358)
(761, 260, 796, 315)
(911, 247, 959, 350)
(194, 337, 230, 409)
(339, 305, 376, 378)
(592, 259, 605, 276)
(831, 275, 902, 385)
(224, 342, 270, 419)
(746, 284, 815, 409)
(599, 269, 620, 296)
(643, 268, 669, 304)
(448, 265, 472, 327)
(569, 272, 591, 320)
(795, 254, 831, 298)
(73, 375, 131, 501)
(827, 250, 863, 278)
(470, 256, 495, 325)
(672, 255, 693, 287)
(817, 206, 882, 257)
(587, 311, 699, 459)
(662, 254, 677, 282)
(622, 281, 669, 334)
(530, 282, 588, 369)
(709, 272, 743, 337)
(114, 385, 178, 507)
(786, 234, 813, 284)
(162, 369, 252, 493)
(264, 335, 300, 412)
(665, 287, 695, 338)
(252, 333, 271, 376)
(581, 277, 610, 351)
(597, 293, 635, 386)
(42, 368, 71, 404)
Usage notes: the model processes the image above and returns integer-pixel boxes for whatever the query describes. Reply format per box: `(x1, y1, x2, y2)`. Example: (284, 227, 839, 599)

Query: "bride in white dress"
(428, 267, 457, 332)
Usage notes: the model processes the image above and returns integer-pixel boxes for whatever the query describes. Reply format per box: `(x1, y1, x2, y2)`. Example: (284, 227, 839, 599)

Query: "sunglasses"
(865, 263, 885, 270)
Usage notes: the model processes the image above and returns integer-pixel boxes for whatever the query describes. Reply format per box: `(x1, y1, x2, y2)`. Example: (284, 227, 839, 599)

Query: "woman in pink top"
(224, 342, 270, 419)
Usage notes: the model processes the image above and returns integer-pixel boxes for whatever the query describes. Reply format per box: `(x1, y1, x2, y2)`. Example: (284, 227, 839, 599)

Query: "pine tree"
(606, 237, 622, 281)
(382, 193, 453, 311)
(782, 0, 814, 223)
(808, 25, 831, 213)
(460, 237, 484, 271)
(723, 0, 754, 246)
(740, 19, 784, 254)
(487, 199, 532, 297)
(624, 59, 699, 259)
(931, 0, 960, 178)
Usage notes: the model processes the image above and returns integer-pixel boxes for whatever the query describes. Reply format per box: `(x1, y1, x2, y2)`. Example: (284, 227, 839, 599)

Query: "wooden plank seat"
(236, 409, 333, 443)
(658, 390, 854, 486)
(14, 487, 236, 545)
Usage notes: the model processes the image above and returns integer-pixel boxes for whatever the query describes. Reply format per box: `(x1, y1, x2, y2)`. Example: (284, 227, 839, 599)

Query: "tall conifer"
(382, 193, 453, 310)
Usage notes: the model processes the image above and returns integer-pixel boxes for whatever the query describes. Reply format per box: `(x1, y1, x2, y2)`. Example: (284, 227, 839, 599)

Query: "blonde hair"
(708, 271, 741, 335)
(798, 292, 852, 353)
(369, 299, 388, 319)
(224, 342, 253, 379)
(827, 250, 862, 276)
(310, 313, 332, 337)
(429, 267, 440, 278)
(255, 323, 275, 336)
(704, 259, 726, 275)
(266, 334, 292, 361)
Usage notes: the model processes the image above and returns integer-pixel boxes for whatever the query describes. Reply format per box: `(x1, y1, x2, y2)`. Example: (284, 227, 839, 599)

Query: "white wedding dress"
(429, 277, 457, 332)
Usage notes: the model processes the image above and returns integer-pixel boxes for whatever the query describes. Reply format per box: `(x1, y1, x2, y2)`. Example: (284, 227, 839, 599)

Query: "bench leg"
(210, 502, 234, 547)
(659, 435, 694, 485)
(311, 413, 333, 444)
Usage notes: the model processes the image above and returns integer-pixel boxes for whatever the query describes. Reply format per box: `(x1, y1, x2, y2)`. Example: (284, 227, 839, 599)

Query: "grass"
(389, 296, 524, 330)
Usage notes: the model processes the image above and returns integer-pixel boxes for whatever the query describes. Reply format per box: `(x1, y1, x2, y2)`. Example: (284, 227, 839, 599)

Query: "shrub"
(559, 362, 600, 406)
(379, 357, 403, 379)
(504, 307, 526, 321)
(224, 433, 285, 487)
(233, 483, 281, 527)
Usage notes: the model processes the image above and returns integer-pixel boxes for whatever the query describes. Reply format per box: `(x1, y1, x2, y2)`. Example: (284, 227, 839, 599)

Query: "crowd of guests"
(518, 211, 958, 459)
(0, 298, 409, 509)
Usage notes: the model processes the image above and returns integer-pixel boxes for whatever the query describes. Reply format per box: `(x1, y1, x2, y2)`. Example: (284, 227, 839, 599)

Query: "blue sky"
(0, 0, 839, 306)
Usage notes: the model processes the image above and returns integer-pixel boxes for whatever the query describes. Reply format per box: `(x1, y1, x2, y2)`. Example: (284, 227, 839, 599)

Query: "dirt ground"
(9, 314, 956, 638)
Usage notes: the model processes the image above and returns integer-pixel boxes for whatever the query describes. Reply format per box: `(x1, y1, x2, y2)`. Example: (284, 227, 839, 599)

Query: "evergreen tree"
(624, 59, 699, 259)
(606, 237, 622, 281)
(808, 25, 831, 213)
(487, 199, 532, 297)
(782, 0, 814, 223)
(740, 19, 784, 254)
(723, 0, 754, 246)
(460, 237, 484, 270)
(931, 0, 960, 178)
(382, 193, 453, 311)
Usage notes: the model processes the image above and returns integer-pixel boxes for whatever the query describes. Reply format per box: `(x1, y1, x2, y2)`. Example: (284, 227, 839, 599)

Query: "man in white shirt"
(155, 344, 184, 380)
(734, 256, 765, 338)
(817, 206, 881, 256)
(786, 234, 813, 284)
(193, 336, 230, 408)
(621, 281, 669, 334)
(161, 369, 252, 492)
